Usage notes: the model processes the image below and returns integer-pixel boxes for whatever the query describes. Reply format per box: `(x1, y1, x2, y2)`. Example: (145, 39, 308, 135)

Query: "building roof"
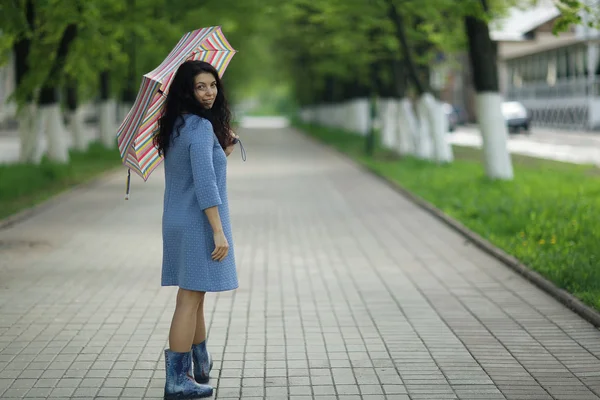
(490, 2, 561, 41)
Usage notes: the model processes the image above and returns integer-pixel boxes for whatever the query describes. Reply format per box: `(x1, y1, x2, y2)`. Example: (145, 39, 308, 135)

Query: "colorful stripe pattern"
(116, 26, 237, 181)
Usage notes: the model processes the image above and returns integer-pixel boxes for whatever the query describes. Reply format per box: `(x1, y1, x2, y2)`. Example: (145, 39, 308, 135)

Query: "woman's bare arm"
(204, 206, 223, 233)
(204, 206, 229, 261)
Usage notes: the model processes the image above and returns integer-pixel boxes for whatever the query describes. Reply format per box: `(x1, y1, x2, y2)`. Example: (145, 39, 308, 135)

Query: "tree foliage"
(0, 0, 598, 110)
(0, 0, 278, 107)
(552, 0, 600, 34)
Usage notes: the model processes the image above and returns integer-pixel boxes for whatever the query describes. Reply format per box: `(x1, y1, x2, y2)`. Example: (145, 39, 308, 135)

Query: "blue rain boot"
(191, 341, 213, 384)
(164, 349, 213, 399)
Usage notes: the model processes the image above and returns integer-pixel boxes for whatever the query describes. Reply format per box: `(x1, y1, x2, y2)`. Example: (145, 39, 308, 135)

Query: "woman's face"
(193, 72, 218, 109)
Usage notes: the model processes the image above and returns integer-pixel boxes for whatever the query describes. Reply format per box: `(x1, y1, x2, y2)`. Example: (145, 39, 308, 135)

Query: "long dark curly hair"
(154, 60, 232, 156)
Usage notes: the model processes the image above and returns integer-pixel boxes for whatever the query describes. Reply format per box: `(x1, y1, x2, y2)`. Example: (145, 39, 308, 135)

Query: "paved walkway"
(1, 121, 600, 400)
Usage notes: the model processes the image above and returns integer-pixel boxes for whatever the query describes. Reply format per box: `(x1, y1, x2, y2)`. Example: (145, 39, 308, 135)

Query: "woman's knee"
(176, 288, 205, 309)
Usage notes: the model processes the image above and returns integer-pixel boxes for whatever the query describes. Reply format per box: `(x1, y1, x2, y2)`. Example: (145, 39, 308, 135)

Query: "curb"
(0, 166, 124, 230)
(296, 126, 600, 329)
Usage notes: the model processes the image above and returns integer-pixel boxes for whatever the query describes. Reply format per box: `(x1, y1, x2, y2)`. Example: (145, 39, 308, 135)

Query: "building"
(434, 1, 600, 131)
(493, 0, 600, 130)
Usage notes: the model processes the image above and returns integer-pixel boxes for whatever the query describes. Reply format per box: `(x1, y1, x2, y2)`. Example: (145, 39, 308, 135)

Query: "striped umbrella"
(116, 26, 237, 198)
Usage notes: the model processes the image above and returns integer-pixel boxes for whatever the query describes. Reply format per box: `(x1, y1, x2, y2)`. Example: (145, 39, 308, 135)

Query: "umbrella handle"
(125, 169, 131, 200)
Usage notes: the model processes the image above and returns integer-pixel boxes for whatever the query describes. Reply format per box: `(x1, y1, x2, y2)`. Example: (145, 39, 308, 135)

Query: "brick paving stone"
(1, 121, 600, 399)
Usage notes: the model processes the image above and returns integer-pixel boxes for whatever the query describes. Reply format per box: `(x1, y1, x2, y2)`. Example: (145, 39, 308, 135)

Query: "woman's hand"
(224, 132, 239, 157)
(224, 143, 235, 157)
(212, 230, 229, 261)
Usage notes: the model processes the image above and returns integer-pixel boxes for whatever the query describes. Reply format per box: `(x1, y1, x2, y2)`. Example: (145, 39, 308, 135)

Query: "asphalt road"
(449, 125, 600, 166)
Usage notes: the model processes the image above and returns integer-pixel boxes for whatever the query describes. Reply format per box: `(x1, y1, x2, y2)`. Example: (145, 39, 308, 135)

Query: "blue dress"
(161, 114, 238, 292)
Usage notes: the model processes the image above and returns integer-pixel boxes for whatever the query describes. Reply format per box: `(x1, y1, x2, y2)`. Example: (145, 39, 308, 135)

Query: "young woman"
(154, 60, 239, 399)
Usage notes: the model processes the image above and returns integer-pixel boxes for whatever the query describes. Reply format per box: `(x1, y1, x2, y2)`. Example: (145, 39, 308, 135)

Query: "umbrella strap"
(125, 169, 131, 200)
(238, 139, 247, 162)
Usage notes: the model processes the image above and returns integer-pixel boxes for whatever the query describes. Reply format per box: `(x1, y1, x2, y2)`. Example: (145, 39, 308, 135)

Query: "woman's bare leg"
(169, 289, 205, 352)
(193, 293, 207, 345)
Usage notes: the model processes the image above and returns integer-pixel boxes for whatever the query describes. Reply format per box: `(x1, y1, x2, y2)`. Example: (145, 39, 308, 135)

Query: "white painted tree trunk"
(421, 93, 453, 163)
(302, 107, 316, 124)
(309, 107, 317, 124)
(352, 98, 370, 136)
(475, 93, 514, 179)
(376, 98, 385, 143)
(303, 107, 309, 123)
(316, 104, 325, 126)
(17, 103, 42, 164)
(415, 97, 434, 160)
(327, 104, 334, 127)
(328, 104, 336, 127)
(100, 99, 117, 148)
(396, 98, 417, 156)
(299, 108, 307, 123)
(380, 99, 397, 150)
(40, 103, 69, 163)
(340, 101, 352, 132)
(328, 104, 338, 128)
(306, 107, 314, 123)
(344, 101, 354, 132)
(333, 103, 345, 129)
(68, 107, 88, 151)
(317, 104, 328, 126)
(313, 105, 321, 125)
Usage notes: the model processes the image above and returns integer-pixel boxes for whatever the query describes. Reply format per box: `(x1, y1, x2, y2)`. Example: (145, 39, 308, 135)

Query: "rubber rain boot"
(164, 349, 213, 399)
(191, 341, 213, 384)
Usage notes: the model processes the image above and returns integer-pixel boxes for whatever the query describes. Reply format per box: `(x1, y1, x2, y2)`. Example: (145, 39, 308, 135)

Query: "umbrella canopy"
(117, 26, 237, 184)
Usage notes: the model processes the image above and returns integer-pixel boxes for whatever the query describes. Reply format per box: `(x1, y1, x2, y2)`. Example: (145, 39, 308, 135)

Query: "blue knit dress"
(160, 114, 238, 292)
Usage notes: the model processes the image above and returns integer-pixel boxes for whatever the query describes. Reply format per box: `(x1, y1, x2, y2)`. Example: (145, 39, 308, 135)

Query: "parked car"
(502, 101, 531, 133)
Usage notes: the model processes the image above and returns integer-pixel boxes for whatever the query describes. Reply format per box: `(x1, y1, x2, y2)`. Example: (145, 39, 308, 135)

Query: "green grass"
(244, 107, 283, 117)
(0, 142, 122, 221)
(297, 122, 600, 312)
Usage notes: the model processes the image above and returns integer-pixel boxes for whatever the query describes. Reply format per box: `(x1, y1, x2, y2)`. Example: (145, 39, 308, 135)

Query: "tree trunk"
(365, 54, 381, 155)
(366, 95, 377, 156)
(99, 71, 117, 148)
(420, 93, 453, 162)
(398, 98, 418, 155)
(14, 0, 39, 163)
(38, 87, 68, 163)
(414, 98, 432, 159)
(66, 85, 88, 151)
(121, 0, 136, 121)
(13, 4, 32, 97)
(385, 0, 426, 94)
(414, 47, 453, 162)
(376, 59, 397, 151)
(413, 41, 452, 162)
(338, 76, 370, 135)
(38, 22, 78, 163)
(321, 75, 336, 128)
(465, 0, 514, 180)
(387, 1, 449, 161)
(391, 60, 416, 156)
(387, 3, 454, 163)
(379, 97, 397, 150)
(330, 76, 346, 130)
